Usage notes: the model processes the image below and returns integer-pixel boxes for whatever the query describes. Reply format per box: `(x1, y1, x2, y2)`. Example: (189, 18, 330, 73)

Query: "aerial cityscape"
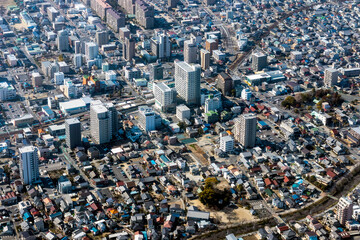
(1, 0, 360, 239)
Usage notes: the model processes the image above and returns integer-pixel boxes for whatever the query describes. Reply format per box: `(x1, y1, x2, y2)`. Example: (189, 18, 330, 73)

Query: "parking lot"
(1, 102, 26, 120)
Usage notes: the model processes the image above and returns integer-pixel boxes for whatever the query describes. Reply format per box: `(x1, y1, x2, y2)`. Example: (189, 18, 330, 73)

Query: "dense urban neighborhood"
(2, 0, 360, 239)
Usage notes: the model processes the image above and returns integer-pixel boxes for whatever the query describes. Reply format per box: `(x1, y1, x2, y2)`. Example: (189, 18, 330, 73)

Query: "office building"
(95, 30, 109, 47)
(85, 42, 99, 61)
(150, 32, 171, 60)
(220, 135, 234, 153)
(184, 39, 197, 64)
(205, 39, 218, 54)
(0, 82, 16, 101)
(252, 52, 267, 71)
(241, 89, 252, 101)
(106, 8, 125, 33)
(105, 102, 119, 137)
(205, 95, 221, 113)
(153, 82, 173, 111)
(216, 72, 233, 96)
(47, 7, 59, 22)
(54, 72, 64, 85)
(324, 68, 339, 87)
(124, 37, 135, 61)
(73, 54, 82, 68)
(135, 0, 154, 29)
(149, 63, 164, 80)
(19, 146, 40, 185)
(90, 103, 112, 144)
(74, 40, 81, 54)
(200, 49, 210, 70)
(234, 113, 257, 148)
(119, 27, 131, 40)
(337, 197, 353, 225)
(138, 106, 155, 132)
(176, 104, 191, 121)
(175, 61, 201, 105)
(32, 72, 43, 87)
(57, 30, 69, 52)
(65, 118, 82, 149)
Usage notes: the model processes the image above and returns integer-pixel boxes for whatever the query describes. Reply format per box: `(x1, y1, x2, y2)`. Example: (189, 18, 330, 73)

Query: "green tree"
(281, 96, 296, 109)
(177, 121, 187, 131)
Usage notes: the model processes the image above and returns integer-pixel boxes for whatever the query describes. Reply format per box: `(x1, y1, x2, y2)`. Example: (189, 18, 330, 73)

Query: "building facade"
(90, 104, 112, 144)
(65, 118, 82, 149)
(19, 146, 40, 185)
(175, 61, 201, 105)
(234, 113, 257, 148)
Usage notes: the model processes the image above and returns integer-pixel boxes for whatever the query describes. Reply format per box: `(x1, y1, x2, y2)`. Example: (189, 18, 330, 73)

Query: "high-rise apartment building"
(337, 197, 353, 225)
(65, 118, 82, 149)
(234, 113, 257, 148)
(150, 32, 171, 60)
(138, 106, 155, 132)
(252, 52, 267, 71)
(135, 0, 154, 29)
(19, 146, 40, 185)
(184, 39, 197, 64)
(200, 49, 210, 70)
(149, 63, 164, 81)
(124, 37, 135, 61)
(153, 82, 173, 111)
(85, 42, 99, 61)
(95, 30, 109, 47)
(220, 135, 234, 153)
(90, 104, 112, 144)
(57, 30, 69, 52)
(175, 61, 201, 105)
(105, 102, 119, 137)
(106, 8, 125, 33)
(324, 68, 339, 87)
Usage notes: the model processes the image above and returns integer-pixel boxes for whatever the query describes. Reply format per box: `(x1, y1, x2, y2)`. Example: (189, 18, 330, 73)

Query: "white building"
(204, 95, 221, 113)
(241, 89, 252, 101)
(19, 146, 40, 185)
(176, 104, 191, 121)
(220, 135, 234, 153)
(153, 82, 173, 111)
(54, 72, 64, 85)
(138, 106, 155, 132)
(0, 82, 16, 101)
(85, 42, 99, 61)
(337, 197, 353, 225)
(90, 103, 112, 144)
(184, 39, 197, 64)
(234, 113, 257, 148)
(175, 61, 201, 105)
(7, 54, 17, 67)
(150, 32, 171, 60)
(57, 30, 69, 52)
(106, 70, 117, 81)
(324, 68, 338, 87)
(73, 54, 82, 68)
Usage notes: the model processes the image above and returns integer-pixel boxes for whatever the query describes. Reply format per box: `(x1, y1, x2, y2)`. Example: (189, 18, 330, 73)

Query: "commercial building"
(175, 61, 201, 105)
(106, 8, 125, 33)
(119, 27, 130, 40)
(47, 7, 59, 22)
(138, 106, 156, 132)
(149, 63, 164, 81)
(65, 118, 82, 149)
(135, 0, 154, 29)
(205, 39, 218, 54)
(7, 54, 17, 67)
(32, 72, 43, 87)
(204, 95, 221, 113)
(85, 42, 99, 61)
(252, 52, 267, 71)
(324, 68, 339, 87)
(57, 30, 69, 52)
(105, 102, 119, 137)
(216, 72, 233, 96)
(124, 37, 135, 61)
(200, 49, 210, 70)
(19, 146, 40, 185)
(220, 135, 234, 153)
(95, 30, 109, 47)
(153, 82, 173, 112)
(234, 113, 257, 148)
(73, 54, 82, 68)
(337, 197, 353, 225)
(176, 104, 191, 121)
(54, 72, 64, 85)
(0, 82, 16, 101)
(151, 32, 171, 60)
(184, 39, 197, 64)
(90, 103, 112, 144)
(241, 89, 252, 101)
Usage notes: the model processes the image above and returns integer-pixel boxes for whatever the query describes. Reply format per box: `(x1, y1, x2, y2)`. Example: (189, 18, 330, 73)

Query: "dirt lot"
(189, 144, 210, 166)
(2, 0, 16, 7)
(189, 199, 255, 224)
(243, 235, 258, 240)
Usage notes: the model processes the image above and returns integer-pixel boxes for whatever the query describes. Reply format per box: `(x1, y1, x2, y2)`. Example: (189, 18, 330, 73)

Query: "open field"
(1, 0, 16, 7)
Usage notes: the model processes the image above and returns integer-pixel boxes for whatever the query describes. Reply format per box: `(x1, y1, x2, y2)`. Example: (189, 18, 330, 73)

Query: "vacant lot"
(2, 0, 16, 7)
(189, 144, 209, 166)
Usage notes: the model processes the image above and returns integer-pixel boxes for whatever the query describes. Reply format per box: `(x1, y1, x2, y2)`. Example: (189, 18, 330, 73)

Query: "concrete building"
(135, 0, 154, 29)
(205, 95, 221, 113)
(324, 68, 339, 87)
(106, 8, 125, 33)
(73, 54, 82, 68)
(149, 63, 164, 81)
(176, 104, 191, 121)
(90, 104, 112, 144)
(151, 32, 171, 60)
(32, 72, 43, 87)
(0, 82, 16, 101)
(7, 54, 17, 67)
(95, 30, 109, 47)
(105, 102, 119, 137)
(205, 39, 218, 54)
(204, 0, 216, 5)
(47, 7, 59, 22)
(234, 113, 257, 148)
(90, 0, 111, 20)
(252, 52, 267, 71)
(119, 27, 131, 40)
(138, 106, 155, 132)
(19, 146, 40, 185)
(54, 72, 64, 85)
(168, 0, 178, 9)
(216, 72, 233, 96)
(200, 49, 210, 70)
(184, 39, 197, 64)
(153, 82, 173, 111)
(175, 61, 201, 105)
(241, 89, 252, 101)
(124, 37, 135, 61)
(65, 118, 82, 149)
(220, 135, 234, 153)
(337, 197, 353, 225)
(85, 42, 99, 61)
(57, 30, 69, 52)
